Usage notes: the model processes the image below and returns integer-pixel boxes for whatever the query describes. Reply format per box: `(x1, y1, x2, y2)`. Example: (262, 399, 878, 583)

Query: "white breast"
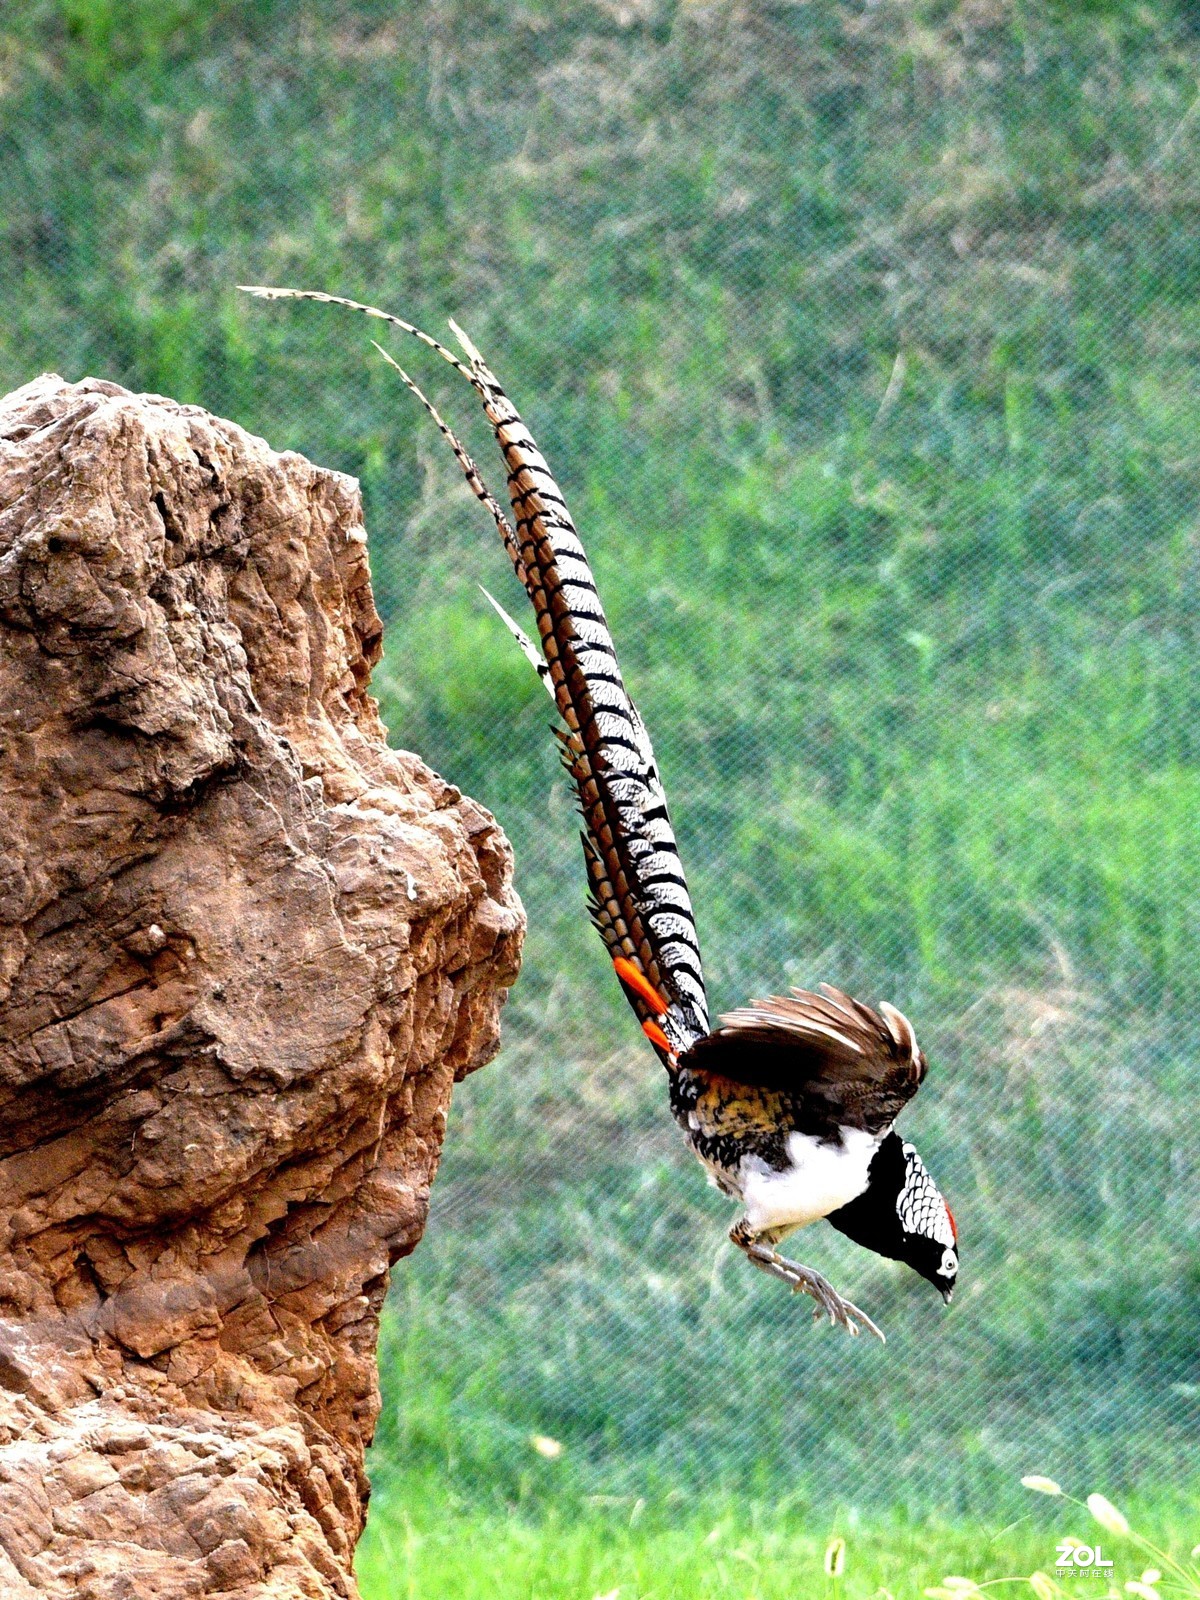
(739, 1127, 883, 1238)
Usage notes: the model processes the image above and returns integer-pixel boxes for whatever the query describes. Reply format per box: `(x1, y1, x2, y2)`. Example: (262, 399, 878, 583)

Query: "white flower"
(1021, 1476, 1063, 1496)
(824, 1537, 846, 1577)
(1124, 1583, 1160, 1600)
(1139, 1571, 1161, 1585)
(529, 1433, 563, 1459)
(1086, 1494, 1130, 1537)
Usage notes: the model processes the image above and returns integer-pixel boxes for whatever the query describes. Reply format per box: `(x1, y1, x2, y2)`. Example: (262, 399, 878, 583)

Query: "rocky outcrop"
(0, 376, 523, 1598)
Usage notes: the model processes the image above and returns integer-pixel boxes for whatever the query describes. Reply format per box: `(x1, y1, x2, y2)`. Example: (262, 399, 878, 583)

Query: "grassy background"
(355, 1474, 1200, 1600)
(3, 0, 1200, 1591)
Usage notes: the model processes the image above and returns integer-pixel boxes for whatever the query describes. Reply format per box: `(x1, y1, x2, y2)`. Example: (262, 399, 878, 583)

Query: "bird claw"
(785, 1264, 885, 1343)
(745, 1244, 886, 1342)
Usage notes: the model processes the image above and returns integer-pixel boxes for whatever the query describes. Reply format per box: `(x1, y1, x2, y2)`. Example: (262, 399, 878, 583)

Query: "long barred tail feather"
(369, 342, 530, 587)
(440, 321, 711, 1051)
(239, 286, 476, 381)
(478, 586, 553, 696)
(240, 284, 711, 1057)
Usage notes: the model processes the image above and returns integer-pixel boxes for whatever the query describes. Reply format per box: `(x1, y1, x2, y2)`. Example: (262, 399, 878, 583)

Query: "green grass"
(354, 1472, 1200, 1600)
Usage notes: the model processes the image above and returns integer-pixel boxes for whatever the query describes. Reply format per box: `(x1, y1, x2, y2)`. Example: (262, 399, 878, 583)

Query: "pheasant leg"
(731, 1225, 886, 1342)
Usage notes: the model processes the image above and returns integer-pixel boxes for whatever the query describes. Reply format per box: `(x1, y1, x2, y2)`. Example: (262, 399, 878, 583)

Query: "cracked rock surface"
(0, 375, 523, 1598)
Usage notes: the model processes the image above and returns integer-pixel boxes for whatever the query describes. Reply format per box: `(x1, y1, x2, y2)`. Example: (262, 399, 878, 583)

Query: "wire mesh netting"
(3, 0, 1199, 1521)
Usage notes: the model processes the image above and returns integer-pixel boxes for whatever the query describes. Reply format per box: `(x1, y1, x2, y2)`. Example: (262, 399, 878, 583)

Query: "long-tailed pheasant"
(241, 285, 960, 1342)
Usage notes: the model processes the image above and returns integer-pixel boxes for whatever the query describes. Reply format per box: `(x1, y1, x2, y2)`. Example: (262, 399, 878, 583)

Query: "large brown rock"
(0, 376, 523, 1598)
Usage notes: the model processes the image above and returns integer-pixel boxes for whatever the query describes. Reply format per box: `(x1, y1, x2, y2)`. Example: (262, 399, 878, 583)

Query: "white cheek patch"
(897, 1142, 956, 1251)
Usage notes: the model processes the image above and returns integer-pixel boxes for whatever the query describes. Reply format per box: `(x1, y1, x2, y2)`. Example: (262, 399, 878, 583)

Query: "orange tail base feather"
(641, 1018, 673, 1054)
(614, 957, 669, 1017)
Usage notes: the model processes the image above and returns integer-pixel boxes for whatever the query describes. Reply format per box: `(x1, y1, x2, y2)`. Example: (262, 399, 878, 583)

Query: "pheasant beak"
(940, 1286, 954, 1305)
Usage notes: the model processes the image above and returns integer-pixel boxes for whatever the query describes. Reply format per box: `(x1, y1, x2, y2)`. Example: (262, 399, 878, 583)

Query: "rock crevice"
(0, 375, 523, 1598)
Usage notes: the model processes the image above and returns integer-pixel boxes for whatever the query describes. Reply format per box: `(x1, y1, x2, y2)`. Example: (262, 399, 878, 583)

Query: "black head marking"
(825, 1132, 958, 1303)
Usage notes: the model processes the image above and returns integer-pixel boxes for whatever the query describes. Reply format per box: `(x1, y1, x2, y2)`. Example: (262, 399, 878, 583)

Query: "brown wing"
(680, 984, 926, 1132)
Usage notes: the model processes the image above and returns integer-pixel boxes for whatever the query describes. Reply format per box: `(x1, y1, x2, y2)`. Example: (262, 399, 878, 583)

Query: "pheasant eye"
(940, 1247, 958, 1278)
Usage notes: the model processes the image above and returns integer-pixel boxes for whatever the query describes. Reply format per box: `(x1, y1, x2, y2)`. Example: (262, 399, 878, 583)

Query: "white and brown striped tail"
(240, 286, 710, 1058)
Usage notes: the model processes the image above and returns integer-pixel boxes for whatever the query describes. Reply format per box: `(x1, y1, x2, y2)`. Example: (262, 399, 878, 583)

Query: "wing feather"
(682, 986, 927, 1128)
